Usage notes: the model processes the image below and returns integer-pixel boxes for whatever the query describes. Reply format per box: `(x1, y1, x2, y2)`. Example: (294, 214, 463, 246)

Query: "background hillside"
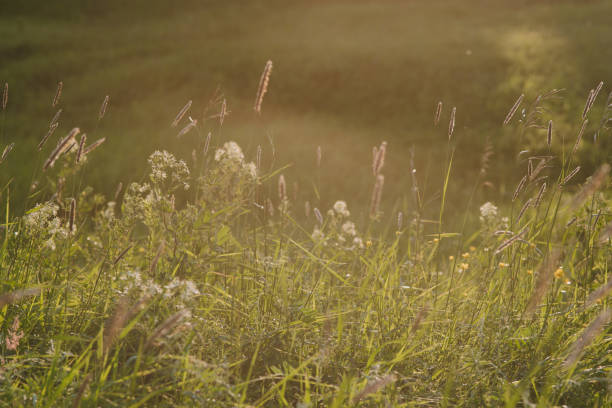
(1, 0, 611, 219)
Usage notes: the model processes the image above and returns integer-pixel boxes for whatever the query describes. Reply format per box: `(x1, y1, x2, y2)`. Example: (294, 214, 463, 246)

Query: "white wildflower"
(479, 202, 498, 222)
(333, 201, 350, 217)
(148, 150, 190, 190)
(44, 238, 56, 251)
(215, 141, 244, 164)
(244, 162, 257, 179)
(353, 237, 364, 248)
(342, 221, 357, 236)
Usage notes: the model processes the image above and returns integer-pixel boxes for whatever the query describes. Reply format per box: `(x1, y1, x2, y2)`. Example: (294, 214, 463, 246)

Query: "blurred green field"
(1, 0, 611, 218)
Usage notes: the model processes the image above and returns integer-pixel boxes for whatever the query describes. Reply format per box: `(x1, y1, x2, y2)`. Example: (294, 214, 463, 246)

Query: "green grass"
(0, 75, 610, 405)
(1, 1, 612, 406)
(1, 0, 612, 212)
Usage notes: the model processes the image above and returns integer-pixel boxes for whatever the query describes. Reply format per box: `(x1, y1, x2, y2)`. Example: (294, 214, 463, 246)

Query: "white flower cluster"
(331, 200, 350, 217)
(479, 202, 498, 223)
(23, 201, 74, 250)
(117, 269, 201, 306)
(313, 200, 364, 249)
(148, 150, 190, 190)
(214, 141, 257, 180)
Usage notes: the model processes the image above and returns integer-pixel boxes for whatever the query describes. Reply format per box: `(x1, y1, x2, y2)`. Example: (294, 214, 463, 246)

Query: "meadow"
(1, 0, 612, 407)
(1, 0, 612, 212)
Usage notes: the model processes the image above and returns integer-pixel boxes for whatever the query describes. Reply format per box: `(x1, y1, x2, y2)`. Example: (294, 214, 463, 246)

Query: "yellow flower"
(433, 238, 439, 243)
(460, 263, 469, 270)
(461, 252, 470, 259)
(449, 255, 454, 261)
(366, 240, 372, 248)
(499, 262, 509, 268)
(554, 268, 564, 279)
(526, 269, 533, 275)
(395, 231, 401, 236)
(564, 279, 572, 285)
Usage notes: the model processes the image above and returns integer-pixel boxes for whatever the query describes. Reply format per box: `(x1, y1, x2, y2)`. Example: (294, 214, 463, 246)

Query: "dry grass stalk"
(411, 306, 429, 333)
(145, 309, 190, 349)
(582, 89, 595, 120)
(171, 100, 192, 127)
(546, 120, 553, 147)
(256, 144, 262, 170)
(103, 297, 130, 354)
(292, 181, 299, 202)
(204, 132, 212, 155)
(5, 316, 24, 351)
(83, 137, 106, 156)
(38, 122, 59, 151)
(513, 175, 527, 201)
(254, 60, 273, 114)
(495, 225, 529, 255)
(570, 164, 611, 209)
(528, 159, 533, 177)
(266, 198, 275, 217)
(529, 158, 550, 182)
(352, 374, 397, 403)
(314, 207, 323, 225)
(304, 201, 311, 218)
(563, 308, 611, 368)
(316, 145, 322, 168)
(278, 174, 287, 201)
(369, 174, 385, 218)
(103, 296, 149, 355)
(102, 296, 148, 354)
(50, 108, 62, 127)
(114, 182, 123, 201)
(534, 182, 547, 208)
(517, 198, 532, 223)
(503, 94, 524, 125)
(219, 99, 227, 125)
(1, 143, 14, 163)
(68, 198, 76, 233)
(177, 119, 197, 138)
(586, 280, 612, 309)
(582, 82, 603, 120)
(72, 373, 92, 408)
(43, 127, 80, 171)
(448, 107, 456, 140)
(150, 241, 165, 274)
(572, 119, 588, 154)
(0, 287, 42, 308)
(561, 166, 580, 186)
(434, 101, 443, 126)
(52, 81, 63, 107)
(98, 95, 110, 120)
(372, 141, 387, 176)
(397, 211, 403, 231)
(56, 177, 65, 204)
(75, 134, 87, 164)
(525, 249, 562, 317)
(113, 244, 133, 266)
(2, 82, 7, 110)
(479, 136, 494, 176)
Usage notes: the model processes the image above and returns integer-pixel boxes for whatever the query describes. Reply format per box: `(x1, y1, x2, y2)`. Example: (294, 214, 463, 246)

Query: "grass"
(0, 69, 610, 406)
(1, 1, 612, 406)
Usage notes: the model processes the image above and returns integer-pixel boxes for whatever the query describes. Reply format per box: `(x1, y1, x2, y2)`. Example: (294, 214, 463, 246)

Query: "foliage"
(0, 82, 611, 407)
